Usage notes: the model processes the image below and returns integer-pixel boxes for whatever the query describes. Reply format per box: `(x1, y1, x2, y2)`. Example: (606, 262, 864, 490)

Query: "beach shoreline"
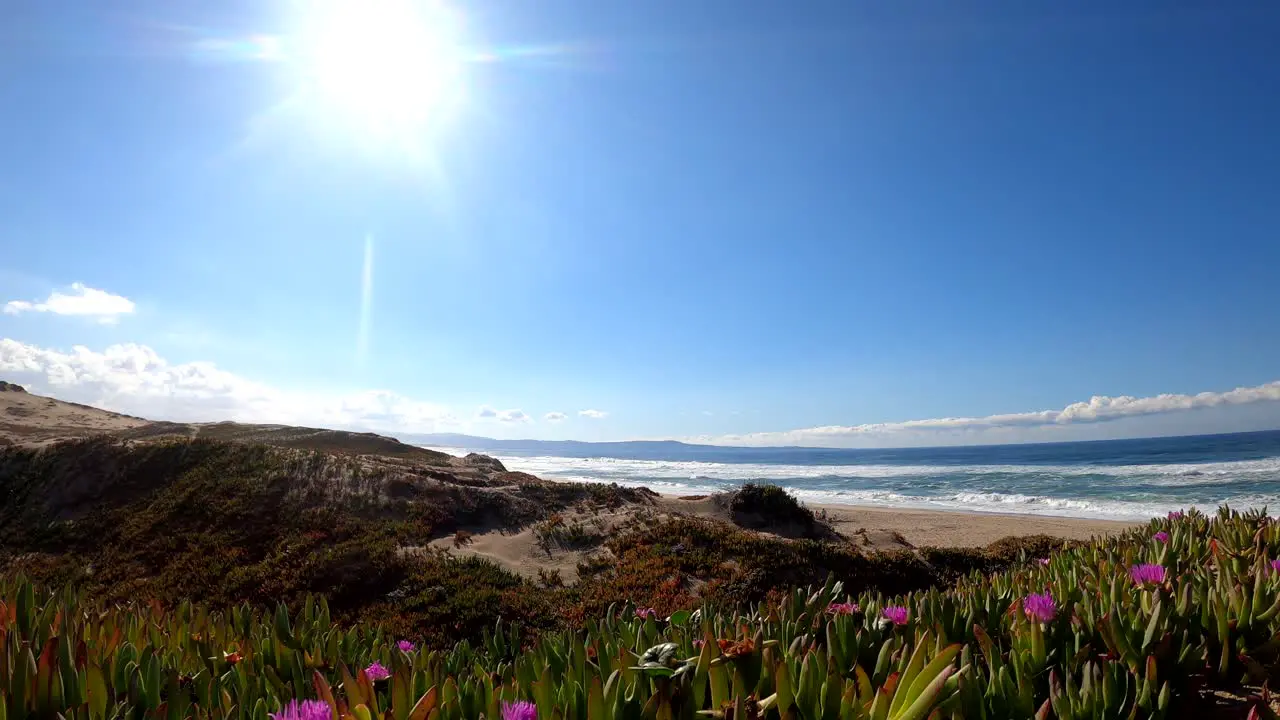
(806, 500, 1140, 547)
(656, 493, 1142, 548)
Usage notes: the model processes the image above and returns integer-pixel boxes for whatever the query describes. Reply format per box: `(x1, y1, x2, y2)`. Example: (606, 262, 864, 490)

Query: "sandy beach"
(804, 501, 1141, 548)
(657, 494, 1140, 548)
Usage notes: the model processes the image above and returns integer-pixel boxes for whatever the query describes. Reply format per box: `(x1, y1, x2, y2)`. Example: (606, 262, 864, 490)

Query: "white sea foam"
(493, 454, 1280, 483)
(478, 453, 1280, 520)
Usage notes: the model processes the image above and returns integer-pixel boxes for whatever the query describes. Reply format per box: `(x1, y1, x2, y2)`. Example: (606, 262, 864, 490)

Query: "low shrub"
(720, 483, 833, 538)
(534, 514, 607, 553)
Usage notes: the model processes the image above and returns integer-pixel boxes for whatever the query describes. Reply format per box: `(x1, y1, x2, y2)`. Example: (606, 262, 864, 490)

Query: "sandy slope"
(0, 383, 457, 467)
(0, 385, 148, 445)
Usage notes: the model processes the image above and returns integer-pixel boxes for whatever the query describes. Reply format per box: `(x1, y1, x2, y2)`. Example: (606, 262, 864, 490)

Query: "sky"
(2, 0, 1280, 448)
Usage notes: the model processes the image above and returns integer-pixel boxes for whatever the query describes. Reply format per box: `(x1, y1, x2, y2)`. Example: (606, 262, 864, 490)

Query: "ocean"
(432, 429, 1280, 520)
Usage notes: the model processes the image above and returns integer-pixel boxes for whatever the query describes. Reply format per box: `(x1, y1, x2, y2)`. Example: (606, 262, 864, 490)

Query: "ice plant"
(1023, 592, 1057, 623)
(635, 607, 657, 620)
(1168, 511, 1184, 520)
(1153, 531, 1169, 543)
(827, 601, 861, 615)
(502, 700, 537, 720)
(716, 638, 755, 659)
(1037, 558, 1051, 566)
(1129, 564, 1166, 586)
(397, 640, 416, 653)
(364, 661, 391, 681)
(271, 700, 333, 720)
(881, 606, 909, 625)
(1270, 558, 1280, 574)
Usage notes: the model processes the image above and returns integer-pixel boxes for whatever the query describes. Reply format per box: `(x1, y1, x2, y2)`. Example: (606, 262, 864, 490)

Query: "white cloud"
(0, 338, 460, 433)
(698, 380, 1280, 448)
(544, 411, 567, 422)
(4, 284, 135, 324)
(477, 405, 531, 423)
(578, 409, 607, 419)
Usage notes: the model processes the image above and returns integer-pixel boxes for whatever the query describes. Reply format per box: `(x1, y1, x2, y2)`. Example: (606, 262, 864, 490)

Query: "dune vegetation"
(4, 502, 1280, 717)
(3, 437, 1280, 717)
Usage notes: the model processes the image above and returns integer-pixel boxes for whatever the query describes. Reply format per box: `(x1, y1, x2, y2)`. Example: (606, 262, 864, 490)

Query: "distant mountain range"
(397, 433, 731, 460)
(397, 429, 1280, 466)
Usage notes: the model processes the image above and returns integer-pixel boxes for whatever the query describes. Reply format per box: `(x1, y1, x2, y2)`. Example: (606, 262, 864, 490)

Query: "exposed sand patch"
(0, 388, 148, 445)
(415, 492, 1139, 581)
(423, 507, 638, 582)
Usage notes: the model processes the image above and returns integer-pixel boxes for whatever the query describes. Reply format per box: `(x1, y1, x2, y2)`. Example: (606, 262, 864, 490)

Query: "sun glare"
(298, 0, 466, 147)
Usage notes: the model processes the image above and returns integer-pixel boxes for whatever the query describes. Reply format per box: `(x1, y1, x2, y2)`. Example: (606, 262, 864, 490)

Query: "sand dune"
(0, 384, 148, 445)
(0, 380, 1139, 579)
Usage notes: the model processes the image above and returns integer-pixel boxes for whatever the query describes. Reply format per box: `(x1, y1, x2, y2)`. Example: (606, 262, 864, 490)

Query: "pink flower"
(1270, 558, 1280, 574)
(397, 640, 416, 653)
(827, 602, 861, 615)
(1153, 531, 1169, 544)
(692, 639, 705, 650)
(271, 700, 332, 720)
(881, 606, 909, 626)
(1167, 511, 1184, 520)
(1023, 592, 1057, 623)
(1129, 564, 1166, 586)
(635, 607, 657, 620)
(1037, 558, 1051, 566)
(364, 662, 391, 681)
(502, 701, 537, 720)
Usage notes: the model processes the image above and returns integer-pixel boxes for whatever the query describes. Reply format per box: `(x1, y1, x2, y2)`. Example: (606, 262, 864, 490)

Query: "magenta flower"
(1270, 558, 1280, 574)
(635, 607, 657, 620)
(271, 700, 332, 720)
(827, 602, 861, 616)
(692, 639, 705, 650)
(502, 700, 537, 720)
(1023, 592, 1057, 623)
(1037, 558, 1051, 566)
(1129, 564, 1166, 586)
(881, 606, 909, 625)
(363, 662, 391, 681)
(1167, 511, 1184, 520)
(1153, 531, 1169, 544)
(397, 640, 416, 653)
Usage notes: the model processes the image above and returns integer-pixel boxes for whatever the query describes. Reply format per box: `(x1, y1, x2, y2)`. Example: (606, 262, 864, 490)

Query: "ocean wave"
(483, 453, 1280, 520)
(494, 454, 1280, 483)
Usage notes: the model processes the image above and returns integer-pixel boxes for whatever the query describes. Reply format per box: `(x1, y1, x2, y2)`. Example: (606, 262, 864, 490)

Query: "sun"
(296, 0, 467, 149)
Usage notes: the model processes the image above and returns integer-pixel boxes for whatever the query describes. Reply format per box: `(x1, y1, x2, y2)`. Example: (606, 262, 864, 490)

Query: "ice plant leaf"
(406, 687, 437, 720)
(894, 665, 956, 720)
(341, 665, 367, 711)
(904, 643, 961, 709)
(775, 659, 794, 715)
(889, 633, 931, 717)
(86, 663, 108, 720)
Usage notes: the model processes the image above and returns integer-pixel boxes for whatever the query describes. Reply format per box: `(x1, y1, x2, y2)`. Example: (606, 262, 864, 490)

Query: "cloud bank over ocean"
(2, 337, 1279, 447)
(695, 382, 1280, 447)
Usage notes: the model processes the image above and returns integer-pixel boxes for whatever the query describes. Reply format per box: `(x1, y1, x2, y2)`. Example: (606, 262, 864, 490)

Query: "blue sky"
(2, 0, 1280, 447)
